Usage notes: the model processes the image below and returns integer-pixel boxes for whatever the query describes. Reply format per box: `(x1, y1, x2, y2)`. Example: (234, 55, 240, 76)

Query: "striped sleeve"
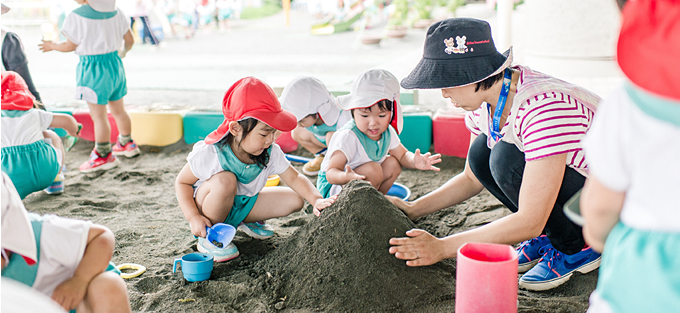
(516, 93, 594, 163)
(464, 110, 482, 136)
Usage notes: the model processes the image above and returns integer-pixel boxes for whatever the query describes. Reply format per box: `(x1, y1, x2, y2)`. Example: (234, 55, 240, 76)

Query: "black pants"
(468, 134, 586, 255)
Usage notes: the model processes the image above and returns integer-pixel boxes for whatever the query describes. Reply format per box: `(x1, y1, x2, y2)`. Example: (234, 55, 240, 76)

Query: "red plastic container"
(456, 242, 518, 313)
(432, 108, 471, 158)
(73, 110, 119, 143)
(275, 131, 298, 153)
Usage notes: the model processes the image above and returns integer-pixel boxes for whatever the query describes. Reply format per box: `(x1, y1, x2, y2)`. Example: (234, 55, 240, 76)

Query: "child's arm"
(389, 144, 441, 171)
(580, 177, 625, 253)
(325, 151, 365, 185)
(279, 166, 336, 216)
(175, 163, 212, 238)
(119, 30, 134, 58)
(39, 38, 77, 53)
(50, 113, 80, 137)
(50, 224, 114, 311)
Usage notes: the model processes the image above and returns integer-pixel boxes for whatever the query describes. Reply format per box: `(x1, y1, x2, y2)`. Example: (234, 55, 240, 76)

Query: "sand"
(23, 140, 597, 312)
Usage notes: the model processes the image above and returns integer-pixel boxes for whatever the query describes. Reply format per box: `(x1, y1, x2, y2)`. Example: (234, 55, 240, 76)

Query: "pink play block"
(73, 110, 119, 143)
(432, 108, 471, 158)
(275, 131, 298, 153)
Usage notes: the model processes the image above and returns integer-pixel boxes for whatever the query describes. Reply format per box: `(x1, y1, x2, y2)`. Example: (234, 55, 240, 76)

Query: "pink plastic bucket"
(455, 242, 518, 313)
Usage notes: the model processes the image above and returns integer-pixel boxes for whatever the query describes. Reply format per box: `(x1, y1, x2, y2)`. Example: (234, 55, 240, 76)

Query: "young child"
(39, 0, 140, 173)
(1, 71, 80, 198)
(1, 171, 131, 313)
(175, 77, 336, 262)
(317, 69, 441, 197)
(581, 1, 680, 312)
(280, 76, 352, 176)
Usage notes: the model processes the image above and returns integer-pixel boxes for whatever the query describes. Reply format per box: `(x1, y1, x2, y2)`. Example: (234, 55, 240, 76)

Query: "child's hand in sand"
(388, 229, 445, 267)
(413, 149, 442, 171)
(189, 215, 212, 238)
(342, 165, 365, 183)
(312, 194, 338, 216)
(51, 276, 88, 311)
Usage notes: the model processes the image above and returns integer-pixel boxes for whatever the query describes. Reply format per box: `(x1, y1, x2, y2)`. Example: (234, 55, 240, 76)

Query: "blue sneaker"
(517, 235, 552, 273)
(197, 237, 239, 262)
(238, 221, 274, 239)
(44, 172, 65, 195)
(519, 246, 601, 291)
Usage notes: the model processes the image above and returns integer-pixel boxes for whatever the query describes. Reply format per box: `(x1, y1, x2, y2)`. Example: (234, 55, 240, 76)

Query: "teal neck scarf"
(306, 121, 337, 137)
(340, 120, 391, 162)
(72, 5, 118, 19)
(624, 82, 680, 126)
(215, 143, 269, 184)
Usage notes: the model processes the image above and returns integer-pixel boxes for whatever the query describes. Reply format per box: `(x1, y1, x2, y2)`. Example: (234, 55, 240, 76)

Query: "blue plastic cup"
(173, 253, 214, 282)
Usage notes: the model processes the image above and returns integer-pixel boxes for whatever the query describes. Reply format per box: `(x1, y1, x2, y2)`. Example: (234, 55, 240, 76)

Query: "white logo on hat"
(444, 36, 468, 54)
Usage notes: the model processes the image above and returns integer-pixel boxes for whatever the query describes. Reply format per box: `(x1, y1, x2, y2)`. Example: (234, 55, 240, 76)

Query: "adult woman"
(388, 18, 601, 291)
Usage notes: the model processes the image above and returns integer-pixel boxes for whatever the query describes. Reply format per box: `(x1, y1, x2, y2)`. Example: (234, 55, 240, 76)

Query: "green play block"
(329, 90, 417, 105)
(48, 108, 74, 137)
(398, 112, 432, 153)
(183, 111, 224, 144)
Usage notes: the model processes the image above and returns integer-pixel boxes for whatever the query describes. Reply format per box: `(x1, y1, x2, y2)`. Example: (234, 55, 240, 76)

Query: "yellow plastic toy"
(265, 175, 280, 187)
(130, 112, 183, 146)
(116, 263, 147, 279)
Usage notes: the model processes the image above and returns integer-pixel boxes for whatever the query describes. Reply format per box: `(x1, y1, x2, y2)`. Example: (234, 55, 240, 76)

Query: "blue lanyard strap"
(488, 68, 513, 141)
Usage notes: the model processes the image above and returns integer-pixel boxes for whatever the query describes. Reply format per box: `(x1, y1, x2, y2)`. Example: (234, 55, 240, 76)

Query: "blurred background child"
(280, 76, 352, 176)
(1, 4, 42, 104)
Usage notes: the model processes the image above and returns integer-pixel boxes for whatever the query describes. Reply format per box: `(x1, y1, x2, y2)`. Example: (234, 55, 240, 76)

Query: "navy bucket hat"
(401, 18, 513, 89)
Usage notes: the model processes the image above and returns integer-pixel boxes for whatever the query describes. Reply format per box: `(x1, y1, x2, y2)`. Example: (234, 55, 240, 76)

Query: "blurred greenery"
(240, 0, 282, 19)
(389, 0, 410, 26)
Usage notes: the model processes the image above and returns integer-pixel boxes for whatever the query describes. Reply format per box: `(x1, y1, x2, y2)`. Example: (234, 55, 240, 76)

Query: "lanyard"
(488, 68, 512, 141)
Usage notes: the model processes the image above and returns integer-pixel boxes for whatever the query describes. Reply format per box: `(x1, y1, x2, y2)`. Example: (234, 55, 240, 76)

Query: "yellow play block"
(130, 112, 183, 146)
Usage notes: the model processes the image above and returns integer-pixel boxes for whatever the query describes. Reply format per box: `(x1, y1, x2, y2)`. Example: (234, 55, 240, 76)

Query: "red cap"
(1, 72, 35, 111)
(205, 77, 297, 144)
(617, 0, 680, 100)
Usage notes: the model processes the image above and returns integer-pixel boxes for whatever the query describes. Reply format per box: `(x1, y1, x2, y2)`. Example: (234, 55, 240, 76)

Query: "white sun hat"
(337, 69, 403, 134)
(279, 76, 341, 125)
(88, 0, 116, 12)
(1, 172, 37, 265)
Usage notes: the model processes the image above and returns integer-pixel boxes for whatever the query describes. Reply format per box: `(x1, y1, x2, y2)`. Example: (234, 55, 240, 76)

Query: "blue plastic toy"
(387, 182, 411, 201)
(205, 223, 236, 248)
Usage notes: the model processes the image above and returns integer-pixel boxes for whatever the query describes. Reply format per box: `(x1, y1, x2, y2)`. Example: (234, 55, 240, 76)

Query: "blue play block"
(48, 108, 75, 137)
(183, 111, 224, 144)
(398, 112, 432, 153)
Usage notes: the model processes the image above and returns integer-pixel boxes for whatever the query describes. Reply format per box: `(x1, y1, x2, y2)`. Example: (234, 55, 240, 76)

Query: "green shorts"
(223, 194, 259, 227)
(1, 141, 60, 199)
(76, 51, 127, 105)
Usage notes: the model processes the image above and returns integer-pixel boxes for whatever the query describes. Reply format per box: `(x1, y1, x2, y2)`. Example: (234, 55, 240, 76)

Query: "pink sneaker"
(112, 140, 141, 158)
(79, 150, 119, 173)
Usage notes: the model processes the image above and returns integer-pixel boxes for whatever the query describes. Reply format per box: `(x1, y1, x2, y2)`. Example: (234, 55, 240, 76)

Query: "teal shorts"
(313, 135, 327, 146)
(76, 51, 127, 105)
(1, 141, 60, 199)
(223, 194, 259, 227)
(316, 172, 332, 198)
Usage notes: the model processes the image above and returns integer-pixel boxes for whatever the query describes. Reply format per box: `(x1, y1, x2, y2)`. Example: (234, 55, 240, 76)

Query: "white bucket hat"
(338, 69, 403, 134)
(279, 77, 341, 125)
(1, 172, 37, 265)
(88, 0, 116, 12)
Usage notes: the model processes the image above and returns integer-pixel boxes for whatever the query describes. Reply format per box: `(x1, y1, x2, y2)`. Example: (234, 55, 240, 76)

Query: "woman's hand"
(188, 215, 212, 238)
(386, 196, 418, 220)
(413, 149, 442, 171)
(389, 229, 444, 266)
(312, 194, 338, 216)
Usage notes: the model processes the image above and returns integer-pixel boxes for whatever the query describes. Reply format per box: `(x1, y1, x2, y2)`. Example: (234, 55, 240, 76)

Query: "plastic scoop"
(205, 223, 236, 248)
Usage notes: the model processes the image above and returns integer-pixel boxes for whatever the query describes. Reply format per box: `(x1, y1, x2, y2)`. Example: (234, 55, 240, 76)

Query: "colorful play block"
(129, 111, 183, 146)
(398, 112, 432, 153)
(329, 90, 418, 105)
(276, 131, 298, 153)
(183, 111, 223, 145)
(48, 108, 74, 137)
(433, 108, 471, 158)
(73, 110, 119, 143)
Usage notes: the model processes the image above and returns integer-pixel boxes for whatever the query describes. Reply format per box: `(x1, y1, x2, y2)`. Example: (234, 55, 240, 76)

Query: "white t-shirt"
(1, 109, 54, 148)
(320, 126, 401, 172)
(582, 85, 680, 232)
(187, 142, 291, 197)
(61, 7, 130, 56)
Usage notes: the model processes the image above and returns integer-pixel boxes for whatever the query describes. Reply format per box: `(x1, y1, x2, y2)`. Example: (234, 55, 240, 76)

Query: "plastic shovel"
(205, 223, 236, 248)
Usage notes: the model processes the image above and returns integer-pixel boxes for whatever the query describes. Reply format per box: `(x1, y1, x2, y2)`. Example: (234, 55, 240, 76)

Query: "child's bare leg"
(354, 161, 383, 190)
(107, 98, 132, 138)
(194, 171, 238, 224)
(43, 130, 65, 166)
(378, 156, 401, 195)
(242, 187, 303, 222)
(77, 271, 131, 313)
(88, 103, 111, 143)
(291, 127, 326, 154)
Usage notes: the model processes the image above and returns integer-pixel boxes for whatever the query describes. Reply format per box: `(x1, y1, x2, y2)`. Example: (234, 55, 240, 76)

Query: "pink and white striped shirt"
(465, 65, 600, 175)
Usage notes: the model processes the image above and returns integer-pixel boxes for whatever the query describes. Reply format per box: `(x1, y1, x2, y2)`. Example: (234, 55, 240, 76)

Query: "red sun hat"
(617, 0, 680, 100)
(205, 77, 297, 144)
(1, 71, 35, 111)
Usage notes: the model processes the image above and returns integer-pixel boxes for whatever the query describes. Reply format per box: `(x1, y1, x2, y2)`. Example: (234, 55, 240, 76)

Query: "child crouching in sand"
(316, 69, 441, 197)
(175, 77, 336, 262)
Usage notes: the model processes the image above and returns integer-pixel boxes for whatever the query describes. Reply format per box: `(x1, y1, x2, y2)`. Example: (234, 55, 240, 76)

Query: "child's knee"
(357, 162, 383, 188)
(85, 272, 129, 309)
(381, 156, 402, 178)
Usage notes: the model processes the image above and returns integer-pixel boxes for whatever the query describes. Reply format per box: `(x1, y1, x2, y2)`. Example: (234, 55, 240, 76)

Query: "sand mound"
(256, 180, 457, 312)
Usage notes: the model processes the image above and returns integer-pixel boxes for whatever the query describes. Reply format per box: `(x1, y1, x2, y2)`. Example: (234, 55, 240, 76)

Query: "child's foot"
(44, 171, 65, 195)
(302, 154, 324, 176)
(79, 150, 119, 173)
(238, 221, 275, 239)
(112, 140, 141, 158)
(197, 237, 239, 262)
